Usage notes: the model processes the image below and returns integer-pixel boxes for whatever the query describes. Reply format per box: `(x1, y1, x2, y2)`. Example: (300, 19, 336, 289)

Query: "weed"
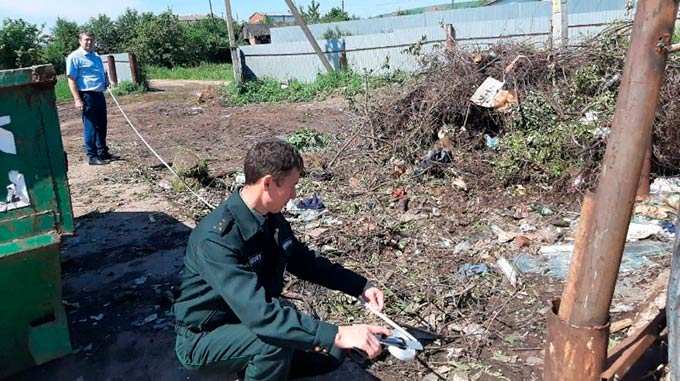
(223, 70, 407, 105)
(287, 128, 328, 152)
(111, 81, 146, 97)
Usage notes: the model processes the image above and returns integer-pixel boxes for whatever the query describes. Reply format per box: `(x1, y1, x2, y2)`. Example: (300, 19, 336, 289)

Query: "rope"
(106, 88, 216, 210)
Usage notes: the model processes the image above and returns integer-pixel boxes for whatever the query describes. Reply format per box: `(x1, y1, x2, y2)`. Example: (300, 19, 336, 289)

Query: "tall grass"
(146, 63, 234, 81)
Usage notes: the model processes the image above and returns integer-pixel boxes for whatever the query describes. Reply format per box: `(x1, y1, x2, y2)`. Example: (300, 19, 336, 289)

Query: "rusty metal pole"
(636, 145, 652, 200)
(106, 55, 118, 87)
(128, 53, 140, 85)
(545, 1, 679, 380)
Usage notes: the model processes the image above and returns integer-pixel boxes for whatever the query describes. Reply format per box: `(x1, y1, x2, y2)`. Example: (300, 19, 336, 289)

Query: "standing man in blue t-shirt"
(66, 31, 114, 166)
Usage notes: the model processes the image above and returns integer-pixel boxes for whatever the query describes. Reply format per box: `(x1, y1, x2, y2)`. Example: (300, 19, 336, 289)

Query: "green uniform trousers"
(175, 324, 342, 381)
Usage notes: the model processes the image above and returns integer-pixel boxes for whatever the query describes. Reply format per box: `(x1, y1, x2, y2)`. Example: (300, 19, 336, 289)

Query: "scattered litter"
(83, 344, 93, 352)
(143, 313, 158, 324)
(526, 356, 544, 366)
(285, 199, 327, 222)
(62, 300, 80, 309)
(133, 276, 148, 285)
(485, 134, 499, 149)
(515, 241, 672, 279)
(448, 322, 488, 338)
(452, 177, 468, 191)
(650, 177, 680, 195)
(305, 227, 328, 239)
(580, 111, 600, 124)
(626, 221, 668, 241)
(90, 314, 104, 321)
(453, 240, 472, 254)
(491, 225, 516, 243)
(148, 215, 156, 223)
(295, 194, 325, 210)
(458, 263, 489, 278)
(496, 257, 520, 287)
(470, 76, 505, 108)
(514, 235, 531, 248)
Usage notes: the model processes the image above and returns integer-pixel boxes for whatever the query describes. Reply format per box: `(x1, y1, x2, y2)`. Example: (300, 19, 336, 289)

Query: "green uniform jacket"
(173, 190, 368, 354)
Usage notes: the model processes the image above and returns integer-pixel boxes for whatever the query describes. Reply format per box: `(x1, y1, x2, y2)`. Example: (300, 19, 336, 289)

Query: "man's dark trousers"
(175, 323, 342, 380)
(80, 91, 108, 159)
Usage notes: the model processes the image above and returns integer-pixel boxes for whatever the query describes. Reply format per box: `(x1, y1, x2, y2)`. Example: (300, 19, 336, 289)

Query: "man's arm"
(191, 234, 339, 351)
(67, 77, 83, 110)
(65, 56, 83, 110)
(191, 234, 389, 358)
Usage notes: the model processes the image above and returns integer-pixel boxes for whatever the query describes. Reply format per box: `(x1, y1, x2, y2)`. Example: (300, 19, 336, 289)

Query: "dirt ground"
(8, 82, 674, 380)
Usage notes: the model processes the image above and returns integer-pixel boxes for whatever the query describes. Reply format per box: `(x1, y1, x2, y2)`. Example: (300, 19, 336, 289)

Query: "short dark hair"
(79, 31, 95, 40)
(244, 140, 304, 185)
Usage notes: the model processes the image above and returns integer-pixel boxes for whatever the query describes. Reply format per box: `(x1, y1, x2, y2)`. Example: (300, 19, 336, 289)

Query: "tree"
(116, 8, 154, 51)
(83, 14, 119, 53)
(43, 18, 80, 73)
(0, 19, 45, 69)
(129, 11, 190, 67)
(321, 7, 352, 23)
(184, 18, 230, 63)
(300, 0, 321, 24)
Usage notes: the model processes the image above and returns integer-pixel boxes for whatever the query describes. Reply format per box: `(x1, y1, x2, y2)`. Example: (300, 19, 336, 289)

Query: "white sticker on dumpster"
(0, 115, 16, 155)
(0, 170, 31, 213)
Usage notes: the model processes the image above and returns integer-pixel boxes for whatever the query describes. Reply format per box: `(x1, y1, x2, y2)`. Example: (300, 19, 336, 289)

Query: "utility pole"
(342, 0, 345, 12)
(551, 0, 568, 48)
(544, 0, 680, 379)
(223, 0, 242, 85)
(284, 0, 334, 74)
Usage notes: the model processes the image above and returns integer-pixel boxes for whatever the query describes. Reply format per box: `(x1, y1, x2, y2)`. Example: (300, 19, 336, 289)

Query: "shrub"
(0, 19, 45, 69)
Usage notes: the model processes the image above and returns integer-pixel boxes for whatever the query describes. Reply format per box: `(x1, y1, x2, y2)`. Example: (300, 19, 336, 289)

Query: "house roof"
(242, 23, 271, 37)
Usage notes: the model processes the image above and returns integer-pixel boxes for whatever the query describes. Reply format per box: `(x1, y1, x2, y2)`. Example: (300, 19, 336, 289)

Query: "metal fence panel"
(270, 0, 629, 43)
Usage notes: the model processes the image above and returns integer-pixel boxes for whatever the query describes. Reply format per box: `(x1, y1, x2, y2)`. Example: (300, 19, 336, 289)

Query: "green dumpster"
(0, 65, 74, 378)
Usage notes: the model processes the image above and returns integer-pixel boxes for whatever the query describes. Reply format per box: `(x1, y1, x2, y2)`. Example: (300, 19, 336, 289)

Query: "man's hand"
(335, 324, 391, 359)
(74, 98, 84, 111)
(362, 287, 384, 312)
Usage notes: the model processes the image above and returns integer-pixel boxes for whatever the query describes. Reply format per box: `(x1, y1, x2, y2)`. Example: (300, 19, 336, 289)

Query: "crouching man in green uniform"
(173, 140, 390, 380)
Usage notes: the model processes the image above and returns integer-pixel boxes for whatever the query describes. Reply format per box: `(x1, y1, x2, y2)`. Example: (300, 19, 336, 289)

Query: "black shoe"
(88, 157, 107, 166)
(99, 152, 120, 161)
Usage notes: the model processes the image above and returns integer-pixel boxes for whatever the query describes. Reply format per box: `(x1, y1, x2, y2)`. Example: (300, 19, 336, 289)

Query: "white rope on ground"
(107, 88, 216, 210)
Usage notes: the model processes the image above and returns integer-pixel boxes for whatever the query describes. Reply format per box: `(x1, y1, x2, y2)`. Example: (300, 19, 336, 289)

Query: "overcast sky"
(0, 0, 455, 30)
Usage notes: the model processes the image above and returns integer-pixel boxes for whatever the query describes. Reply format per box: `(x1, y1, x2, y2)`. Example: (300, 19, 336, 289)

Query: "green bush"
(287, 128, 329, 151)
(111, 80, 146, 96)
(224, 71, 372, 105)
(0, 19, 45, 69)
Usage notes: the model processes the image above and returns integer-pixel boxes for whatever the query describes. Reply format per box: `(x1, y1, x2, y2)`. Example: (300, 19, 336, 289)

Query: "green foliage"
(128, 11, 189, 67)
(146, 63, 233, 81)
(54, 75, 73, 103)
(44, 18, 79, 73)
(321, 7, 353, 23)
(321, 26, 352, 40)
(115, 8, 154, 50)
(287, 128, 329, 151)
(0, 19, 45, 70)
(224, 70, 367, 105)
(184, 18, 230, 63)
(83, 15, 119, 53)
(299, 0, 321, 24)
(110, 80, 146, 96)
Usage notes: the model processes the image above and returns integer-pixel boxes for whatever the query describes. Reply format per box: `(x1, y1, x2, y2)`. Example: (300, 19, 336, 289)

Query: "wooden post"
(283, 0, 334, 74)
(128, 52, 140, 85)
(106, 55, 118, 87)
(444, 24, 456, 51)
(551, 0, 568, 48)
(224, 0, 243, 85)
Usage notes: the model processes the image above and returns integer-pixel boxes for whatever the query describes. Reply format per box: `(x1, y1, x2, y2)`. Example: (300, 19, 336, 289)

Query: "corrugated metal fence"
(241, 0, 636, 83)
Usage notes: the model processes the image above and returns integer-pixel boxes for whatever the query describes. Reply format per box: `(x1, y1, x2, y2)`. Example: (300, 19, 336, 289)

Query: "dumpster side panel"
(0, 241, 71, 378)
